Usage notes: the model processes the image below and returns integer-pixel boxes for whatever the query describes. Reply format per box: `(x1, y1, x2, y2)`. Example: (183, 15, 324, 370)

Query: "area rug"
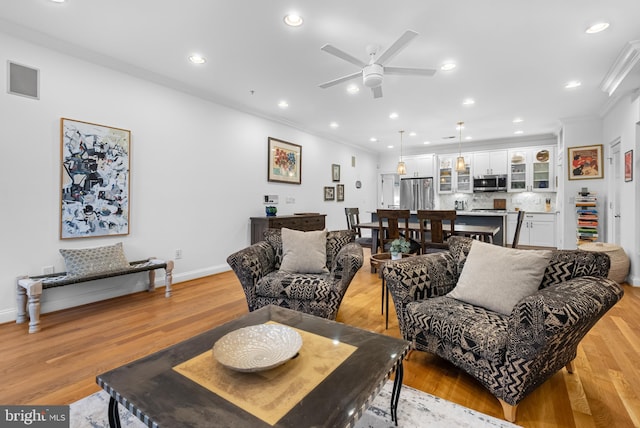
(70, 380, 520, 428)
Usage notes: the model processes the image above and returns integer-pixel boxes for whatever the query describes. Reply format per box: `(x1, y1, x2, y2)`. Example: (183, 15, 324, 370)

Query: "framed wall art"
(60, 118, 130, 239)
(324, 186, 335, 201)
(336, 184, 344, 201)
(568, 144, 603, 180)
(332, 164, 340, 182)
(625, 150, 633, 182)
(268, 137, 301, 184)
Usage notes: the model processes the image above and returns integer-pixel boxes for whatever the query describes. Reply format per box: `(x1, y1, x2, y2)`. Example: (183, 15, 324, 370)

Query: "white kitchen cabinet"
(437, 154, 472, 193)
(472, 150, 508, 176)
(507, 212, 556, 247)
(402, 154, 435, 178)
(508, 146, 555, 192)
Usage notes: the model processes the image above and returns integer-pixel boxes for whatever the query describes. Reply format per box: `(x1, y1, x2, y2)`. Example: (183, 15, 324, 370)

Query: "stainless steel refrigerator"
(399, 177, 435, 210)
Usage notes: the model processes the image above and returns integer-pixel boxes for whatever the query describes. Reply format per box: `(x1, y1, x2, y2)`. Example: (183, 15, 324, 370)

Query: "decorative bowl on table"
(212, 324, 302, 372)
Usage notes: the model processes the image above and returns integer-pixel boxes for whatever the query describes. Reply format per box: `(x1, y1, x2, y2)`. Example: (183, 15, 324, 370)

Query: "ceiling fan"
(318, 30, 436, 99)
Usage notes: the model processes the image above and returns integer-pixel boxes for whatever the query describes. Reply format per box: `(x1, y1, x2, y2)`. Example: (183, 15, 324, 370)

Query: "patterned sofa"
(383, 236, 624, 421)
(227, 229, 363, 320)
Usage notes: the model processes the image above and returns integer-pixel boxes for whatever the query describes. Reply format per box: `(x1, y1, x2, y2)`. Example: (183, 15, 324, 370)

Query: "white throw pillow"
(279, 228, 329, 274)
(447, 240, 552, 315)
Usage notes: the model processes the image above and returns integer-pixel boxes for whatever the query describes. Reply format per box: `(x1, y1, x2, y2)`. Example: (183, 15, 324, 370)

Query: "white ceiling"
(2, 1, 640, 154)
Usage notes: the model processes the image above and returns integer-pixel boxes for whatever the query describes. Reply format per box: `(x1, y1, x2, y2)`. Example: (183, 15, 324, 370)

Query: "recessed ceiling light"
(370, 137, 378, 142)
(565, 80, 582, 89)
(389, 112, 399, 119)
(278, 100, 289, 109)
(346, 84, 360, 94)
(50, 0, 66, 3)
(409, 132, 417, 137)
(465, 136, 473, 140)
(387, 145, 394, 149)
(423, 141, 431, 145)
(441, 62, 457, 71)
(586, 22, 610, 34)
(188, 55, 206, 64)
(514, 130, 524, 135)
(329, 121, 339, 128)
(512, 117, 524, 123)
(462, 98, 475, 106)
(284, 13, 303, 27)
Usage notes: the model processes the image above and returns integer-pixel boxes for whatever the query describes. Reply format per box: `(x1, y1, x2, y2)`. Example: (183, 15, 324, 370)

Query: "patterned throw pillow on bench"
(59, 242, 130, 277)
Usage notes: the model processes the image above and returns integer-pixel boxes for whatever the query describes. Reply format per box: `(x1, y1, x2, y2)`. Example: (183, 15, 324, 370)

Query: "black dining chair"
(344, 207, 373, 249)
(512, 210, 526, 248)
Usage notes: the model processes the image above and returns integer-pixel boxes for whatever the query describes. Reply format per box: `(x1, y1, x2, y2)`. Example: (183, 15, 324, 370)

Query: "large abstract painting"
(60, 118, 130, 239)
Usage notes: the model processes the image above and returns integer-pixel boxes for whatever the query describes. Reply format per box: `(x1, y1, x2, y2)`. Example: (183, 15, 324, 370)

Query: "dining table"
(354, 221, 501, 254)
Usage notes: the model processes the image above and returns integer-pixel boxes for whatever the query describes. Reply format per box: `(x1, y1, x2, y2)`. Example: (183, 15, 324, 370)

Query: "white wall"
(0, 33, 379, 323)
(602, 92, 640, 285)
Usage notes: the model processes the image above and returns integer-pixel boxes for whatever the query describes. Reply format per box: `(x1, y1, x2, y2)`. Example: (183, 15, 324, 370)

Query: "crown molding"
(600, 40, 640, 96)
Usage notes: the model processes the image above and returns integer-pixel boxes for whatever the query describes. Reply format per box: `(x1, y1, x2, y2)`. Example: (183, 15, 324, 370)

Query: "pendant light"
(397, 130, 407, 175)
(455, 121, 466, 173)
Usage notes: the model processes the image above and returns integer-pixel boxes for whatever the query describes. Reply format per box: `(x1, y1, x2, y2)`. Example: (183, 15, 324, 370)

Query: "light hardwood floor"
(1, 250, 638, 427)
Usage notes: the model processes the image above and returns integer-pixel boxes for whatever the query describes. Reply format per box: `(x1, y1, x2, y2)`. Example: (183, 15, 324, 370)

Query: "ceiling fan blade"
(372, 86, 383, 98)
(320, 44, 366, 68)
(319, 71, 362, 89)
(385, 66, 436, 76)
(375, 30, 419, 65)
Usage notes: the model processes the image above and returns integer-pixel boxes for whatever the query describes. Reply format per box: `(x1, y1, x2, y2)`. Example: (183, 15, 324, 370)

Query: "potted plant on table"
(389, 237, 411, 260)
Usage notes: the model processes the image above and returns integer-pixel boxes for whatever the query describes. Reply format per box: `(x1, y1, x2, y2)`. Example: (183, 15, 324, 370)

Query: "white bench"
(17, 258, 173, 333)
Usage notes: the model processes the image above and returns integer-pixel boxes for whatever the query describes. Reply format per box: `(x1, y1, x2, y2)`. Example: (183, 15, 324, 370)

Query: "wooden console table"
(250, 213, 326, 244)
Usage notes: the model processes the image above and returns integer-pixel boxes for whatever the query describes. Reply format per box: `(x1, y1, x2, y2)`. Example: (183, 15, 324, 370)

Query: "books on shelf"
(576, 191, 598, 245)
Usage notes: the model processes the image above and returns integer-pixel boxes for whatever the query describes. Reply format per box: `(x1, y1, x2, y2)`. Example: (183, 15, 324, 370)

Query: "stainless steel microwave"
(473, 175, 507, 192)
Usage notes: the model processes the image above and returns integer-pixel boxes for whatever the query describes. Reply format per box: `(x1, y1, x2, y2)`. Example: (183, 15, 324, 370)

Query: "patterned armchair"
(227, 229, 363, 320)
(383, 236, 624, 422)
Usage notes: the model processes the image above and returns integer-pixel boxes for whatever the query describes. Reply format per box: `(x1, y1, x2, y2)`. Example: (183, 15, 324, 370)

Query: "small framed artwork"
(324, 186, 335, 201)
(625, 150, 633, 182)
(268, 137, 302, 184)
(60, 118, 130, 239)
(332, 164, 340, 182)
(568, 144, 604, 180)
(336, 184, 345, 201)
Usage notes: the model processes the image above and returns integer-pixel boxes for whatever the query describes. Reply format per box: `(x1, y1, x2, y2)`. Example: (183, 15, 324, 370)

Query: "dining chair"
(511, 210, 526, 248)
(344, 207, 373, 249)
(376, 209, 421, 254)
(416, 210, 457, 254)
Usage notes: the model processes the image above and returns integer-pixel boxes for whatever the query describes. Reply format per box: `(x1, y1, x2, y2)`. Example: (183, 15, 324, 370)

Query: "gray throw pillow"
(279, 228, 329, 274)
(447, 240, 552, 315)
(60, 242, 130, 277)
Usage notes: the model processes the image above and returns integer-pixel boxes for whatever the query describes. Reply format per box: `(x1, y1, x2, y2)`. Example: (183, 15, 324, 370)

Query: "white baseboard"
(0, 264, 231, 325)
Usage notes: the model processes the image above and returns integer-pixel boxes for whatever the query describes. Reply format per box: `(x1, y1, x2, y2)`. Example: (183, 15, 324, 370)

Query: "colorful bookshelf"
(576, 191, 598, 244)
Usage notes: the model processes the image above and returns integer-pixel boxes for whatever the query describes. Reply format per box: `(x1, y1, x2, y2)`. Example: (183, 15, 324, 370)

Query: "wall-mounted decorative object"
(355, 180, 362, 189)
(336, 184, 344, 201)
(324, 186, 335, 201)
(332, 164, 340, 182)
(568, 144, 603, 180)
(60, 118, 130, 239)
(268, 137, 301, 184)
(625, 150, 633, 182)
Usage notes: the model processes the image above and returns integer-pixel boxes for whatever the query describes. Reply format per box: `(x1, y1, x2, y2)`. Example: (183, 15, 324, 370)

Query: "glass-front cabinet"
(438, 156, 453, 193)
(438, 154, 472, 193)
(508, 147, 554, 192)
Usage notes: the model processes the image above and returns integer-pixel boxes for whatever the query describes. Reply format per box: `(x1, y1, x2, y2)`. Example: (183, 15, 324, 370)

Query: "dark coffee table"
(97, 305, 410, 427)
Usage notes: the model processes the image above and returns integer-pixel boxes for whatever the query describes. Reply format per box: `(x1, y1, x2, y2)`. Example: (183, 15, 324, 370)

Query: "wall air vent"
(7, 61, 40, 100)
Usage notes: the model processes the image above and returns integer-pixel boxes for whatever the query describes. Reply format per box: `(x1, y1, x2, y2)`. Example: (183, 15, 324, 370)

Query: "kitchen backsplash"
(438, 192, 556, 213)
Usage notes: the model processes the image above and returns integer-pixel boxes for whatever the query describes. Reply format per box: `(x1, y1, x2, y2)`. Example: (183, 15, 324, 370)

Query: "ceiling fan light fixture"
(363, 64, 383, 88)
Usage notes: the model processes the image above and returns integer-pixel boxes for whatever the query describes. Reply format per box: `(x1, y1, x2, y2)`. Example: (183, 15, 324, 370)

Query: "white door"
(609, 142, 621, 245)
(380, 173, 400, 208)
